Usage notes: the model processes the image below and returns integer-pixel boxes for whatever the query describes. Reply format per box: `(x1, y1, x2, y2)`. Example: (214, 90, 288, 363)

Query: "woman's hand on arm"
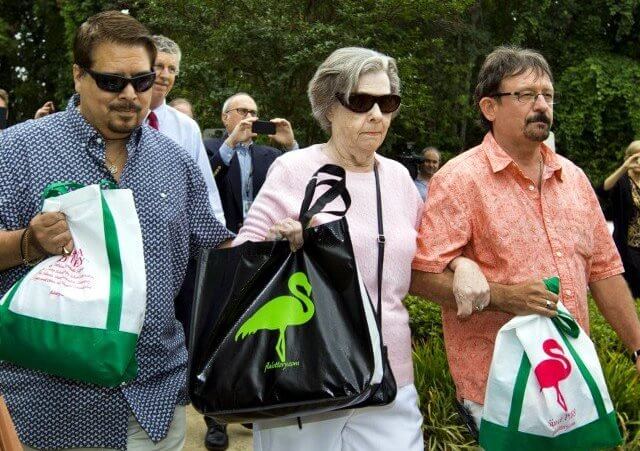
(448, 257, 490, 319)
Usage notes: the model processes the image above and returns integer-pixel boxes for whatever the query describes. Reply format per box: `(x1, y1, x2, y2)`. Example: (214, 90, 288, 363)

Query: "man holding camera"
(205, 93, 298, 234)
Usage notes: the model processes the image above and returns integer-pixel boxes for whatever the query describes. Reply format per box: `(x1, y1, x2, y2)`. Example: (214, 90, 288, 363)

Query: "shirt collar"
(482, 132, 563, 181)
(150, 100, 167, 121)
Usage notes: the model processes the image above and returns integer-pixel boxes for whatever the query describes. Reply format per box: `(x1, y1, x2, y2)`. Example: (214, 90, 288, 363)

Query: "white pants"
(253, 384, 424, 451)
(23, 405, 186, 451)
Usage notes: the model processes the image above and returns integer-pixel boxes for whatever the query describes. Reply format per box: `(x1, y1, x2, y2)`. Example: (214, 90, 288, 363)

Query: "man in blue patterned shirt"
(0, 11, 232, 450)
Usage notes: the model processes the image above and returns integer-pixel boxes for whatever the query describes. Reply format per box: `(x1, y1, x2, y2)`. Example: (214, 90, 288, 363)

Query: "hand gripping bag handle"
(507, 276, 609, 431)
(298, 164, 351, 228)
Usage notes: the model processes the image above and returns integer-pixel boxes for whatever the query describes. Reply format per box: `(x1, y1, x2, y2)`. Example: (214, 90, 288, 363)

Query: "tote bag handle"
(298, 164, 351, 228)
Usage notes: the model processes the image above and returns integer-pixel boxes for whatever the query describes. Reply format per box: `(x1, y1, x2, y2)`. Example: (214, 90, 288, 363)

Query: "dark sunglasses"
(336, 93, 401, 114)
(82, 67, 156, 93)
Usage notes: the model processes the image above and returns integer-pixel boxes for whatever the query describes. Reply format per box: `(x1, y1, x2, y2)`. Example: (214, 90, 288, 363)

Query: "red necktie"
(148, 111, 159, 130)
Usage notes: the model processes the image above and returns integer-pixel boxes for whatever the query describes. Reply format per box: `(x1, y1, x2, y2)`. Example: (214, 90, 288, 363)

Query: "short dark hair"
(474, 45, 553, 130)
(73, 10, 156, 71)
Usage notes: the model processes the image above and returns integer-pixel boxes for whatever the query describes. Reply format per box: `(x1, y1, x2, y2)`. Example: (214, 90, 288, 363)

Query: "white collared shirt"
(148, 101, 226, 225)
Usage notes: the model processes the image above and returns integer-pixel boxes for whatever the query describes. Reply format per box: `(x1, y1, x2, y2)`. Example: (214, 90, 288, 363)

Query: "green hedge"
(406, 295, 640, 449)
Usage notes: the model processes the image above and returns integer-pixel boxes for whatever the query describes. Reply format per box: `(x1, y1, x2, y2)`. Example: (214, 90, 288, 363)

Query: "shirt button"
(556, 251, 563, 258)
(564, 289, 572, 296)
(528, 185, 535, 191)
(96, 137, 102, 144)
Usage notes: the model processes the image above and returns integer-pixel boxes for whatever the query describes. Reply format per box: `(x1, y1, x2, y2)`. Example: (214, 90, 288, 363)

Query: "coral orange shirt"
(412, 132, 623, 404)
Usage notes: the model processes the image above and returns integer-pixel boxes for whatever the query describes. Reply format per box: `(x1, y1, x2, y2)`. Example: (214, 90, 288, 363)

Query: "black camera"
(396, 152, 425, 179)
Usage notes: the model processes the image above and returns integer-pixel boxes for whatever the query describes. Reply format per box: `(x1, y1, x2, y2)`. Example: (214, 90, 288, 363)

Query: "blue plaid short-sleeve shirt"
(0, 95, 233, 449)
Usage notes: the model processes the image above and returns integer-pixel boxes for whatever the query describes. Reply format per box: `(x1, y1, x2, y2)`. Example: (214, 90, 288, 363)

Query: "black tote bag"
(188, 164, 387, 423)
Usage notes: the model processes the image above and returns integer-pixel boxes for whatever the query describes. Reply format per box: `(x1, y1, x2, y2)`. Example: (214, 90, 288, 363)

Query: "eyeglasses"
(82, 67, 156, 93)
(492, 91, 557, 105)
(336, 93, 401, 114)
(225, 108, 258, 117)
(153, 63, 179, 75)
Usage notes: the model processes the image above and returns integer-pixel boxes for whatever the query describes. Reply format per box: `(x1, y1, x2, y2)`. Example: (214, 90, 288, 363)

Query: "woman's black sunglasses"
(82, 67, 156, 93)
(336, 93, 401, 114)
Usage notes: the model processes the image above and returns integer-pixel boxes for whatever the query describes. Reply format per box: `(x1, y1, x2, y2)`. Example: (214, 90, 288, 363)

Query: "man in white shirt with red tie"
(147, 35, 230, 451)
(147, 35, 225, 224)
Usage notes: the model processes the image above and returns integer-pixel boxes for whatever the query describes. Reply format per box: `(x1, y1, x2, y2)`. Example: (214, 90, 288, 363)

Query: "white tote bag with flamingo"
(479, 277, 621, 451)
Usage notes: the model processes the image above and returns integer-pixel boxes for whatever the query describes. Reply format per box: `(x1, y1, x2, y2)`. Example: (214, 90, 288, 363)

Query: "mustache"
(109, 101, 141, 113)
(526, 113, 551, 125)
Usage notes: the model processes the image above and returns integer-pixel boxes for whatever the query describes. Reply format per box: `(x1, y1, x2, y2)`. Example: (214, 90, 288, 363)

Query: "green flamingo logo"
(235, 272, 315, 363)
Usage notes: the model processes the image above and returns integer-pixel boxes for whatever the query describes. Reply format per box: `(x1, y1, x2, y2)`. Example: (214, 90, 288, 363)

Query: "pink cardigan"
(235, 144, 423, 387)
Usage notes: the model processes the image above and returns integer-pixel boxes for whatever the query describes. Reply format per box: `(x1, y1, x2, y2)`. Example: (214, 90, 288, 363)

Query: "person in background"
(234, 46, 487, 451)
(34, 101, 55, 119)
(597, 140, 640, 298)
(169, 97, 194, 119)
(205, 92, 298, 233)
(147, 35, 225, 224)
(414, 146, 440, 201)
(0, 89, 8, 130)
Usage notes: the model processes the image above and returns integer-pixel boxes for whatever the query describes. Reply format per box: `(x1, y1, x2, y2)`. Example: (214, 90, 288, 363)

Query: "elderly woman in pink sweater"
(234, 47, 489, 451)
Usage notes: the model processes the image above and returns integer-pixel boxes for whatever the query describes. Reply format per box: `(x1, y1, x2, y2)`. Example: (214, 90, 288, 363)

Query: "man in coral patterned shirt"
(410, 45, 640, 428)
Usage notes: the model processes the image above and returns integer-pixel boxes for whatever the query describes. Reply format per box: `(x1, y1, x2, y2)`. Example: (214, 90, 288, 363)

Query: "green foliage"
(413, 338, 477, 449)
(3, 0, 640, 178)
(405, 294, 443, 340)
(555, 54, 640, 184)
(0, 0, 69, 123)
(410, 295, 640, 448)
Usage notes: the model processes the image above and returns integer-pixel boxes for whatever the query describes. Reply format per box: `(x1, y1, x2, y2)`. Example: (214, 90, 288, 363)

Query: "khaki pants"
(23, 405, 186, 451)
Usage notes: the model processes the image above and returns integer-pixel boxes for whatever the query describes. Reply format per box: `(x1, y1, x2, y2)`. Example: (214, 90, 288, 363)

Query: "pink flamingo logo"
(534, 339, 572, 411)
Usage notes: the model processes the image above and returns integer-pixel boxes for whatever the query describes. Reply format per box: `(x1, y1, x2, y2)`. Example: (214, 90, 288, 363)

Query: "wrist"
(488, 283, 506, 311)
(225, 137, 237, 148)
(20, 227, 45, 266)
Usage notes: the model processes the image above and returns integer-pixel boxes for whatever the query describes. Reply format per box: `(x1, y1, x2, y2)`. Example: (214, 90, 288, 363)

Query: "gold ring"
(62, 246, 71, 256)
(545, 300, 553, 310)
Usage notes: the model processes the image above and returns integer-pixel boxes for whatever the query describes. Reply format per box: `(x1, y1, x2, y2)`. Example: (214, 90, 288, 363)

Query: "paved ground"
(184, 406, 253, 451)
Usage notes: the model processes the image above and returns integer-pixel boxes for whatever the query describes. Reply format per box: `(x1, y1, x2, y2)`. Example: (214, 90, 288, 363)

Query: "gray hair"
(474, 45, 553, 130)
(221, 92, 253, 115)
(308, 47, 400, 132)
(152, 35, 182, 70)
(422, 146, 441, 159)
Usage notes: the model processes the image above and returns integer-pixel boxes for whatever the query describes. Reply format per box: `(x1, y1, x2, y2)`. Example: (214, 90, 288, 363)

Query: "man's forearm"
(409, 269, 459, 309)
(590, 275, 640, 352)
(409, 269, 546, 317)
(0, 229, 24, 271)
